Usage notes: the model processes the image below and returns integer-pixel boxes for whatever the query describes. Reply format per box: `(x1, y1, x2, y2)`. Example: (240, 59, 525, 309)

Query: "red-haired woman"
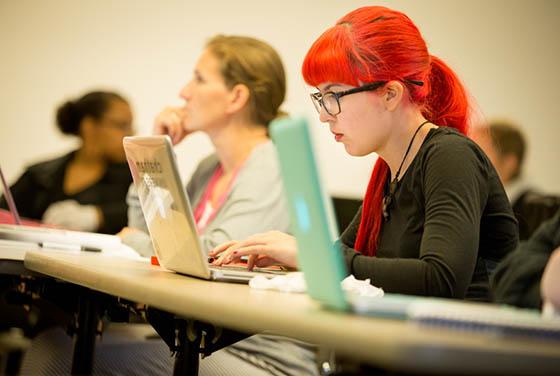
(212, 6, 518, 301)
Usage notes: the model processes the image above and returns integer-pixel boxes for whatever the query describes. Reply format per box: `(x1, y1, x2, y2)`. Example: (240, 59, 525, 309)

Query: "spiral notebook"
(269, 116, 560, 340)
(408, 299, 560, 340)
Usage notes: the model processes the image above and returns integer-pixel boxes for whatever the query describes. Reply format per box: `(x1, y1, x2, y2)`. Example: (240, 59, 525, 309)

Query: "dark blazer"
(492, 209, 560, 309)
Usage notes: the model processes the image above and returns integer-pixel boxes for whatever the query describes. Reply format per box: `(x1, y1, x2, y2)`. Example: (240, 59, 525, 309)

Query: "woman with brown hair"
(123, 35, 290, 257)
(120, 35, 316, 375)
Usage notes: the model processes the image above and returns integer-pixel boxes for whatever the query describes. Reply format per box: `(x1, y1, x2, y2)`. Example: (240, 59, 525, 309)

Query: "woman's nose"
(179, 81, 193, 100)
(319, 106, 334, 123)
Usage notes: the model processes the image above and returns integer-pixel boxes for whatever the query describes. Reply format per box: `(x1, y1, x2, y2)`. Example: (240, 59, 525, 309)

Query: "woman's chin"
(343, 143, 365, 157)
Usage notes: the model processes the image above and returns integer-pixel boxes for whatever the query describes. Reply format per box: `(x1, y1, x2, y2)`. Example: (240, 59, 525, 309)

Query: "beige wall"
(1, 0, 559, 198)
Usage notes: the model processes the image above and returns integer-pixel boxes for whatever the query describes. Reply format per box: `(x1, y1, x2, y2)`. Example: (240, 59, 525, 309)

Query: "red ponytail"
(423, 56, 470, 135)
(354, 159, 388, 256)
(302, 6, 471, 257)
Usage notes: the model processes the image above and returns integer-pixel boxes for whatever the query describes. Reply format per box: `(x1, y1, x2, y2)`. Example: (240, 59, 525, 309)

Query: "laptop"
(122, 135, 287, 283)
(0, 164, 21, 225)
(269, 117, 560, 338)
(269, 116, 370, 311)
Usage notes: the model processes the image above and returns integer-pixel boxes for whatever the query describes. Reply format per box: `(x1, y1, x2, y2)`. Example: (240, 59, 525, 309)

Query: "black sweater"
(492, 209, 560, 309)
(338, 127, 518, 301)
(0, 151, 132, 234)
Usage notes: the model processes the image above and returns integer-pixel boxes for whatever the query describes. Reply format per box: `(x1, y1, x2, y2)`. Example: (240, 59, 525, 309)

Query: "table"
(23, 249, 560, 375)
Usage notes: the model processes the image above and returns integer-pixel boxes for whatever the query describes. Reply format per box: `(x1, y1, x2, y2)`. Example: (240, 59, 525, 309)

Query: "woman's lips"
(333, 133, 343, 142)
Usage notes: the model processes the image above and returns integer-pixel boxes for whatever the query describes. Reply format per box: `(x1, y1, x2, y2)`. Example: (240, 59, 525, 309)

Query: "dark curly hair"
(55, 91, 128, 135)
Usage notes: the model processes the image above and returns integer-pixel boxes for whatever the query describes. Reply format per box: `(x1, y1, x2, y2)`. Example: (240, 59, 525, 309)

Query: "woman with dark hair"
(213, 6, 518, 302)
(0, 90, 134, 233)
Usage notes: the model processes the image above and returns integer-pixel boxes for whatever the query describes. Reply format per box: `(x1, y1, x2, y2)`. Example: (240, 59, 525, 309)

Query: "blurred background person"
(472, 120, 560, 240)
(471, 120, 529, 203)
(0, 90, 134, 233)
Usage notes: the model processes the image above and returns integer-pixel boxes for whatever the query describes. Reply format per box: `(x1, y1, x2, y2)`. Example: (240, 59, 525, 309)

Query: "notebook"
(269, 116, 560, 339)
(0, 164, 124, 255)
(122, 135, 287, 283)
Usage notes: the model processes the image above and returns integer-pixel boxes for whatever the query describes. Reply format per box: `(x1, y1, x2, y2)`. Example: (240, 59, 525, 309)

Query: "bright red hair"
(302, 6, 471, 257)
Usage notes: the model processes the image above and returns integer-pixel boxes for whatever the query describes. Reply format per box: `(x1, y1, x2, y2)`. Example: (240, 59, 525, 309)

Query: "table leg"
(173, 320, 201, 376)
(71, 293, 101, 375)
(146, 308, 249, 375)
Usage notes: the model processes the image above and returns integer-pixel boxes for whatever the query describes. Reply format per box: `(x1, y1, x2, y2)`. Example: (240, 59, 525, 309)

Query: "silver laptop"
(122, 135, 287, 283)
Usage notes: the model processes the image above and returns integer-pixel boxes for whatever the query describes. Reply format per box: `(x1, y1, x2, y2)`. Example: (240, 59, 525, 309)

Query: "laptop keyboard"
(209, 263, 287, 275)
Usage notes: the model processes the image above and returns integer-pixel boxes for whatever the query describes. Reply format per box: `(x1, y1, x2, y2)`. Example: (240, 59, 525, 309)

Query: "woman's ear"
(226, 84, 251, 114)
(79, 116, 96, 138)
(383, 81, 404, 112)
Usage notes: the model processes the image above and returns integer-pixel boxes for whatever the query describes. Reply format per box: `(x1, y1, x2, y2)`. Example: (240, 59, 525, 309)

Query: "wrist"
(94, 206, 103, 230)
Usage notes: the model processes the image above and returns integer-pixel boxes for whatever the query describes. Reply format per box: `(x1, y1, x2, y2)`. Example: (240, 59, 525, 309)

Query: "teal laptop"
(270, 117, 349, 311)
(270, 116, 413, 316)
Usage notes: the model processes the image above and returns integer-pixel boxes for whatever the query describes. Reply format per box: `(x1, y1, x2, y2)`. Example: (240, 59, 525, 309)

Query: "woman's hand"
(209, 231, 299, 270)
(541, 248, 560, 312)
(115, 226, 141, 239)
(42, 200, 100, 232)
(153, 106, 190, 145)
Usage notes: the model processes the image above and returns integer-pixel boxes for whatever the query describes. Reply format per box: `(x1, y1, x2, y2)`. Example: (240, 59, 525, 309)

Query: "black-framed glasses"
(310, 81, 387, 116)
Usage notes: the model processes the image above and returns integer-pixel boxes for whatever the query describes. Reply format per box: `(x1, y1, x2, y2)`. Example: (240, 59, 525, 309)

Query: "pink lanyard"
(193, 164, 239, 232)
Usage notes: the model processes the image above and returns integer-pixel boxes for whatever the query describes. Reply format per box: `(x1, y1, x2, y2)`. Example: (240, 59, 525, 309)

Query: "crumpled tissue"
(249, 272, 384, 297)
(249, 272, 307, 293)
(341, 275, 384, 298)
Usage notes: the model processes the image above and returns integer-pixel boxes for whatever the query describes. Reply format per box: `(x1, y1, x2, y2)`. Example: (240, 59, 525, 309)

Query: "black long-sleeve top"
(338, 127, 519, 301)
(0, 151, 132, 234)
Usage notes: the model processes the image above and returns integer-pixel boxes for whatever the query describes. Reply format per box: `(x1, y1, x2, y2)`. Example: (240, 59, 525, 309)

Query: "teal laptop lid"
(270, 117, 349, 310)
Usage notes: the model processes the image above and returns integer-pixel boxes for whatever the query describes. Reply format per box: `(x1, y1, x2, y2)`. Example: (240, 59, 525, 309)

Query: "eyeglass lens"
(311, 92, 340, 116)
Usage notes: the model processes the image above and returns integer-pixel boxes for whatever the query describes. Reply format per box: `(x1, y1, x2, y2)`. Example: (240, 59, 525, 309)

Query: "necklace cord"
(383, 120, 431, 221)
(394, 120, 431, 182)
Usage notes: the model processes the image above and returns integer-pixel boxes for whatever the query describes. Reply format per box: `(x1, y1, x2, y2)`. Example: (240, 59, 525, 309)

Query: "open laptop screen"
(0, 164, 21, 225)
(123, 135, 211, 279)
(270, 117, 349, 310)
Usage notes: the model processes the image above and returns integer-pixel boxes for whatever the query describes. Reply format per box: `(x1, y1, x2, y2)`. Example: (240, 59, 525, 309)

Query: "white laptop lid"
(123, 135, 211, 279)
